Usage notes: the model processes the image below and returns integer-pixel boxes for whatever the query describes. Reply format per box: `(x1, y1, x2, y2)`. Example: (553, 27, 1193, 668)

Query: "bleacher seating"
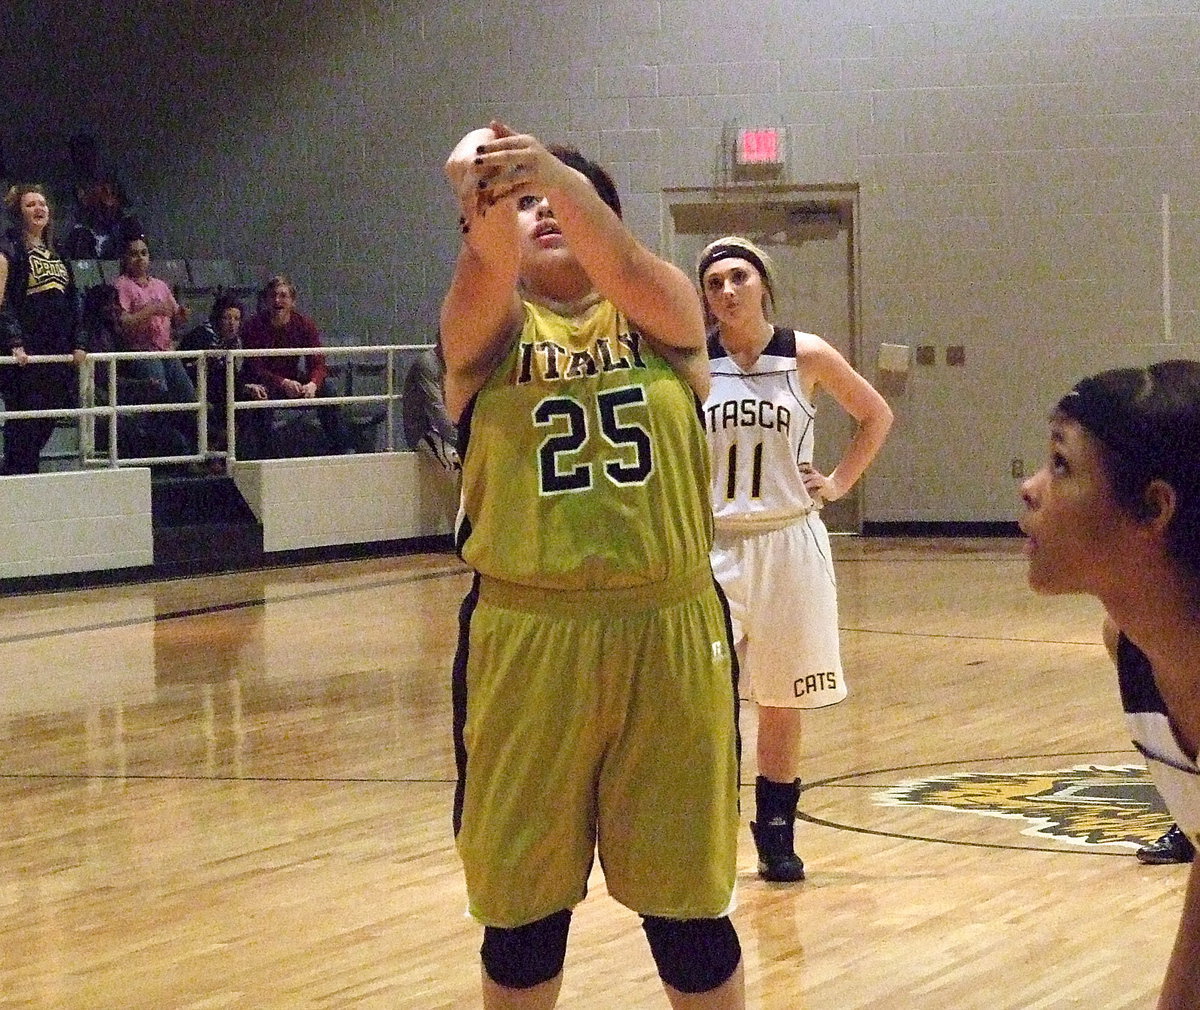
(180, 292, 216, 328)
(155, 259, 190, 289)
(186, 259, 237, 292)
(237, 263, 268, 294)
(343, 360, 390, 453)
(72, 259, 104, 291)
(73, 257, 268, 303)
(47, 256, 408, 467)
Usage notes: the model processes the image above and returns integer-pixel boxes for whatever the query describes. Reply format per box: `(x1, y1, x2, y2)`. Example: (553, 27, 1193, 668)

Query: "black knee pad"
(481, 909, 572, 990)
(641, 915, 741, 994)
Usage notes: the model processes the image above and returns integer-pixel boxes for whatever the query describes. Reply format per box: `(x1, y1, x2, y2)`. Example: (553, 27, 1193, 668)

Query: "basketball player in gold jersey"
(441, 122, 744, 1009)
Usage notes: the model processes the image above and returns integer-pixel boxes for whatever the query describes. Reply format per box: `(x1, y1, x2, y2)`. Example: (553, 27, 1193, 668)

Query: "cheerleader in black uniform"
(0, 184, 85, 474)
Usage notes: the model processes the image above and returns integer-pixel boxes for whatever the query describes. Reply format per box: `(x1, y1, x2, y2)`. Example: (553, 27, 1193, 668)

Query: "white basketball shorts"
(711, 512, 846, 709)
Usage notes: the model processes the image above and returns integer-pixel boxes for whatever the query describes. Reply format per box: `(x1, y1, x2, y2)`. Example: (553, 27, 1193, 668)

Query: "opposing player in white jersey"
(698, 236, 893, 881)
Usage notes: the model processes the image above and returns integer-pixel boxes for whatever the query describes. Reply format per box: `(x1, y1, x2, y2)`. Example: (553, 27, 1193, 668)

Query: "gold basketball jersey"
(457, 299, 713, 591)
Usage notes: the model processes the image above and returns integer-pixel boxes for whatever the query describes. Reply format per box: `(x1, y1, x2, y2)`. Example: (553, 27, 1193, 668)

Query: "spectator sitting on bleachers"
(79, 283, 187, 460)
(179, 292, 266, 451)
(180, 291, 241, 405)
(114, 230, 196, 448)
(0, 184, 87, 475)
(239, 274, 353, 456)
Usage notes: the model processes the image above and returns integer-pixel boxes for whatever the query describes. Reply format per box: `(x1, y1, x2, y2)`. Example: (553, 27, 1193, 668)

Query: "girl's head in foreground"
(1020, 359, 1200, 600)
(696, 236, 777, 329)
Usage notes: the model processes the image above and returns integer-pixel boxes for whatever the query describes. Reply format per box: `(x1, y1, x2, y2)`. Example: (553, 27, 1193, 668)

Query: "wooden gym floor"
(0, 537, 1183, 1008)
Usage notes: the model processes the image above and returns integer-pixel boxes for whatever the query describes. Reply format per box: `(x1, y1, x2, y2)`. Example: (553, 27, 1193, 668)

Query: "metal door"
(666, 193, 861, 531)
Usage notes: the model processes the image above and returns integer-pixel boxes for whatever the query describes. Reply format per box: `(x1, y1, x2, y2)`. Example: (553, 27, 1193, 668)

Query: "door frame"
(660, 183, 866, 531)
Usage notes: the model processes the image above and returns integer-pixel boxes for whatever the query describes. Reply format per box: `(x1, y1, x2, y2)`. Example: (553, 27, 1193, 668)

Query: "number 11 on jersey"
(724, 442, 763, 501)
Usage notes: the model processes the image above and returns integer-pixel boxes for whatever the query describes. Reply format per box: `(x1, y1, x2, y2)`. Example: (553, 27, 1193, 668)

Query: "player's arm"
(796, 333, 893, 503)
(1104, 612, 1199, 1009)
(1158, 858, 1200, 1009)
(440, 126, 524, 421)
(535, 152, 708, 398)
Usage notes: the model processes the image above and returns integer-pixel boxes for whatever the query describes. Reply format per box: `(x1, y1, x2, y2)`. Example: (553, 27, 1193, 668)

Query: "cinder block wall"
(5, 2, 1198, 522)
(0, 469, 152, 578)
(232, 453, 455, 553)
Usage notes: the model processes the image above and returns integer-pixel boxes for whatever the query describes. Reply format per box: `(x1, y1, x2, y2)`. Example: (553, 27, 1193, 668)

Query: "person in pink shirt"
(114, 232, 196, 448)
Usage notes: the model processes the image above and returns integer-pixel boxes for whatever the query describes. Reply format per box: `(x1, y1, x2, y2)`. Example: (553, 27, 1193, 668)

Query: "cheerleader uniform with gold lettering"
(452, 298, 739, 928)
(704, 325, 845, 709)
(0, 238, 82, 474)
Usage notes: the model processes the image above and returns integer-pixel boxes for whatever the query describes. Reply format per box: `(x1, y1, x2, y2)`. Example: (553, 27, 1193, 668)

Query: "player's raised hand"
(470, 121, 577, 208)
(444, 124, 500, 223)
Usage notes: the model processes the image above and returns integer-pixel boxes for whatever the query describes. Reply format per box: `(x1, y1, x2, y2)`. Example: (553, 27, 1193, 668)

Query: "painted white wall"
(0, 468, 153, 578)
(231, 452, 455, 553)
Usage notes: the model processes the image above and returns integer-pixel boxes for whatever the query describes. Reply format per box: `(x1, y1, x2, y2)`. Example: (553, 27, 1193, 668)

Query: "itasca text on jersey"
(705, 398, 793, 436)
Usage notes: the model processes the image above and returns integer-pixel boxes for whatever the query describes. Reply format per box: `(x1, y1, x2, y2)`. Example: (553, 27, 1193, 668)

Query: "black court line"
(801, 749, 1139, 785)
(0, 564, 469, 647)
(840, 625, 1101, 647)
(793, 811, 1135, 856)
(3, 551, 1035, 647)
(797, 749, 1150, 857)
(2, 755, 1153, 860)
(2, 751, 1135, 792)
(9, 565, 1081, 649)
(835, 556, 1026, 564)
(0, 772, 455, 785)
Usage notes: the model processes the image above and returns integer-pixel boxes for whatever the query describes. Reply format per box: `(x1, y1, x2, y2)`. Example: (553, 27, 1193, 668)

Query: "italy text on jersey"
(517, 330, 647, 384)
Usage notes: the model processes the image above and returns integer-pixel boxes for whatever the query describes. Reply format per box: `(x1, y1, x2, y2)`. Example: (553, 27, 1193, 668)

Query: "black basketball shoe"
(750, 817, 806, 882)
(1136, 824, 1195, 865)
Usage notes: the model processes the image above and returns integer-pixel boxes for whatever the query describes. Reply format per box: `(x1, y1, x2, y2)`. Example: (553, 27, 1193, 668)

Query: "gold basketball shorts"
(452, 568, 740, 927)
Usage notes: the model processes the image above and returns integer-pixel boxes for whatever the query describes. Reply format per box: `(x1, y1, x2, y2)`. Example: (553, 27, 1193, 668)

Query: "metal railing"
(0, 343, 426, 472)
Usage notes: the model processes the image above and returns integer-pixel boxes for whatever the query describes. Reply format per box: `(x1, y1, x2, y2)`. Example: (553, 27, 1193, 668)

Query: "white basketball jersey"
(705, 327, 817, 531)
(1118, 633, 1200, 847)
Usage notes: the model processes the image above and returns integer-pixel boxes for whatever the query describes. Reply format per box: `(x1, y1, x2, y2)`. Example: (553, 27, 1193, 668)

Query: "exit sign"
(735, 126, 785, 167)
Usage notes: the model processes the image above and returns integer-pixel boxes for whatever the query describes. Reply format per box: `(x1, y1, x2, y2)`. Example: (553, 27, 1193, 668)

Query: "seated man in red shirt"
(239, 274, 353, 456)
